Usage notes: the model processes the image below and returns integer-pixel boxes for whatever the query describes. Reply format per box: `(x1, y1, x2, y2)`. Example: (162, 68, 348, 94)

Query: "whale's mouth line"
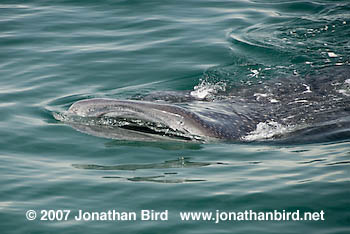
(118, 123, 196, 141)
(102, 116, 199, 141)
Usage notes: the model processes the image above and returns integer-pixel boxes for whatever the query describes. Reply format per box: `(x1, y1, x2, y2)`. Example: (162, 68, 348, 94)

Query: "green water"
(1, 0, 349, 233)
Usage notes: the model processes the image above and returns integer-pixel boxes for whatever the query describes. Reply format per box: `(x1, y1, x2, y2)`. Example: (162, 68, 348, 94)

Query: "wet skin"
(57, 66, 350, 142)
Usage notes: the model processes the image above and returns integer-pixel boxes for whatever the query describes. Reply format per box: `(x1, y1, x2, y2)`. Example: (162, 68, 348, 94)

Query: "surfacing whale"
(54, 66, 350, 143)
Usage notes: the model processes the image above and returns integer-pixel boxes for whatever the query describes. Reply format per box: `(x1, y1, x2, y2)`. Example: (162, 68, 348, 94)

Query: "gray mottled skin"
(58, 66, 350, 142)
(67, 99, 218, 138)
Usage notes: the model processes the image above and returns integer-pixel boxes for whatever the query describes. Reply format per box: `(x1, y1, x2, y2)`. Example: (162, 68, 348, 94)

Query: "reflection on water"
(103, 175, 207, 183)
(104, 140, 203, 151)
(72, 157, 214, 170)
(72, 157, 223, 183)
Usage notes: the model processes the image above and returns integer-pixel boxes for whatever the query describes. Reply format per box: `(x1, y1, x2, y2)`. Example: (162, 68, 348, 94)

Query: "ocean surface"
(1, 0, 350, 233)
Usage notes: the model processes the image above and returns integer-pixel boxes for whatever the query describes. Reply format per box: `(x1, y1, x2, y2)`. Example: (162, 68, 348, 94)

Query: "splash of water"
(190, 79, 226, 99)
(242, 121, 295, 141)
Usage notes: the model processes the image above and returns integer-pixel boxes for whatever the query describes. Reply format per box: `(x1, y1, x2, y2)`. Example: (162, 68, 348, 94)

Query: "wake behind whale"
(54, 66, 350, 143)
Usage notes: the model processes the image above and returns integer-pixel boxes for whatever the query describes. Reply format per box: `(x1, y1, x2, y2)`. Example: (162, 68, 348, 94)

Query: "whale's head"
(59, 98, 221, 141)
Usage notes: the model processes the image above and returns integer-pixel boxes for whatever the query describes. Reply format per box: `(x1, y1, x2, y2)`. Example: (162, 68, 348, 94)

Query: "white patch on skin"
(338, 90, 350, 96)
(302, 84, 312, 93)
(254, 93, 268, 97)
(293, 100, 308, 103)
(337, 79, 350, 96)
(254, 93, 268, 101)
(250, 69, 259, 77)
(327, 52, 338, 58)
